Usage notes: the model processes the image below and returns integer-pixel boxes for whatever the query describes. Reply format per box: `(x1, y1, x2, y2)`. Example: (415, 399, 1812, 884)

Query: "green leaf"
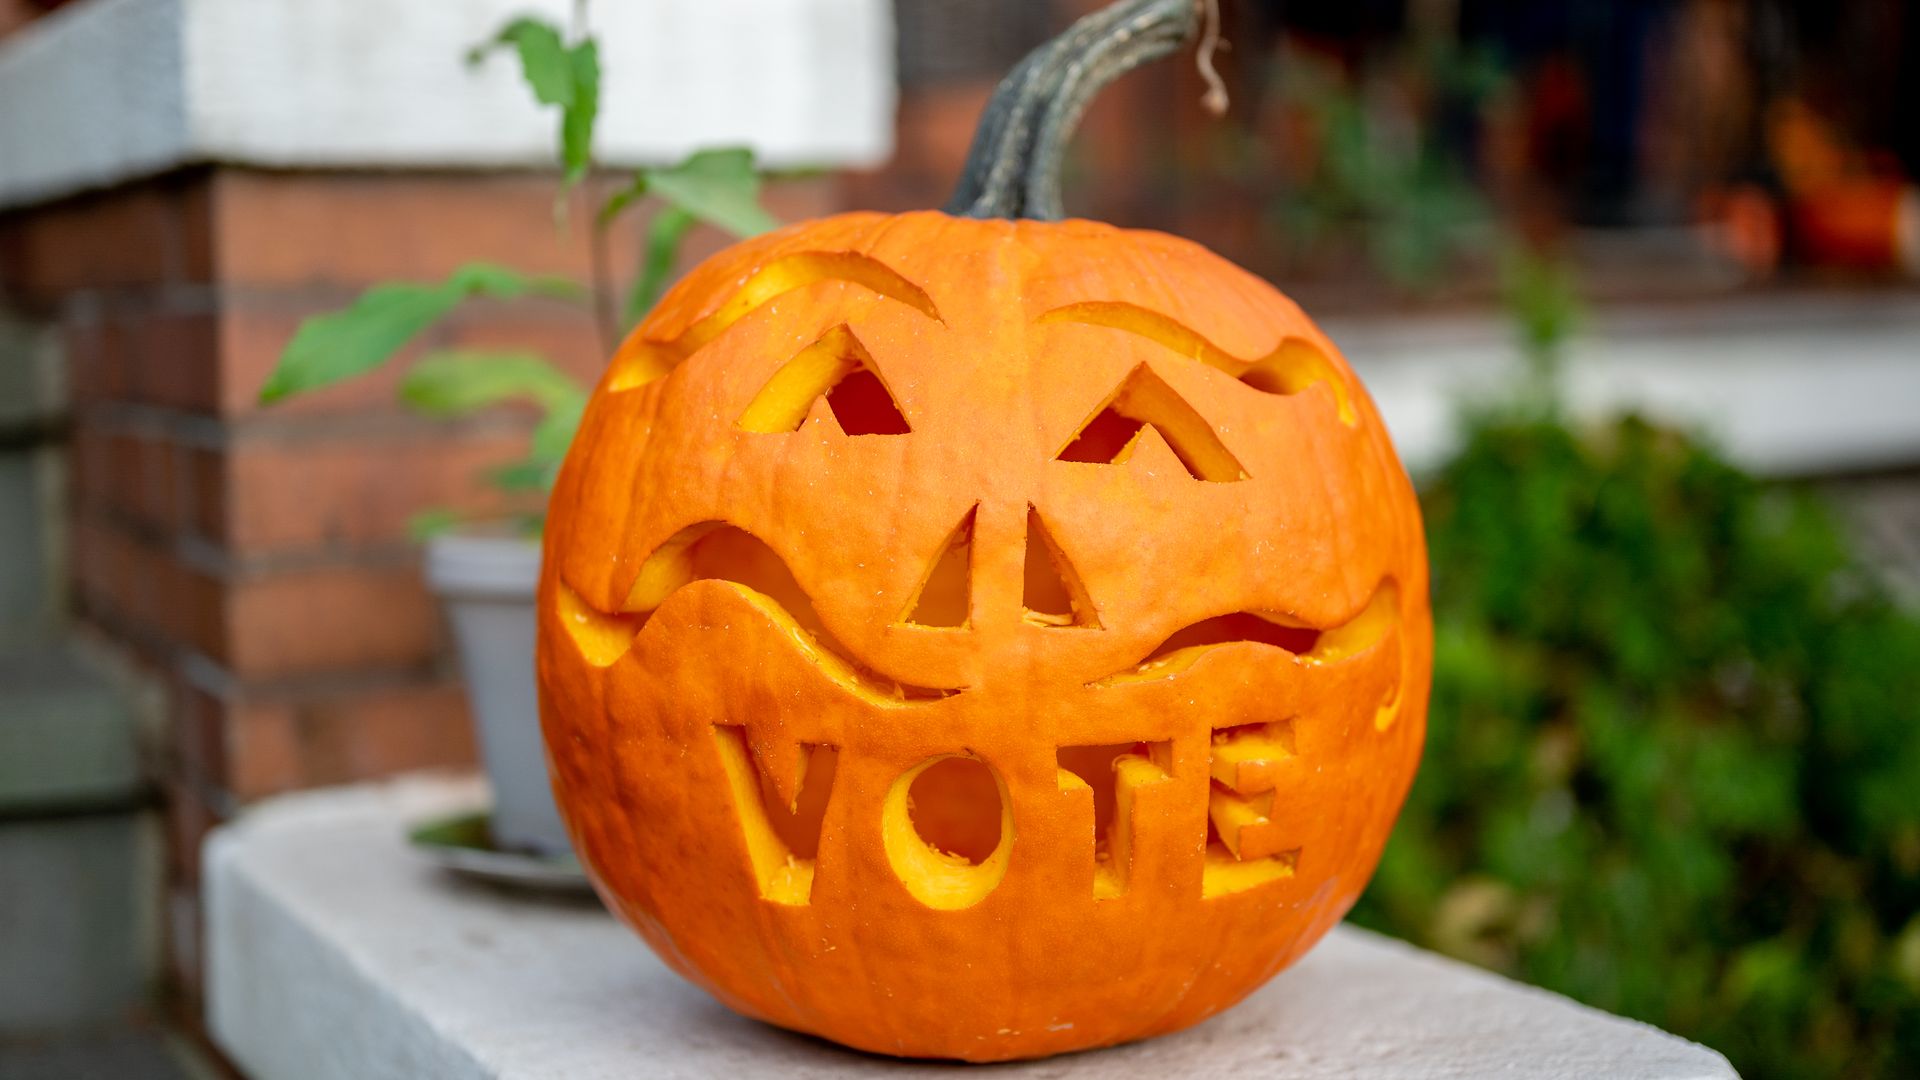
(257, 264, 582, 404)
(261, 284, 459, 403)
(399, 349, 586, 497)
(596, 176, 649, 228)
(624, 205, 696, 325)
(1502, 247, 1582, 359)
(488, 459, 557, 492)
(639, 147, 779, 237)
(448, 262, 583, 301)
(530, 393, 586, 463)
(469, 19, 598, 183)
(1897, 915, 1920, 994)
(600, 148, 780, 326)
(469, 18, 573, 107)
(560, 39, 599, 182)
(468, 18, 572, 106)
(399, 350, 586, 417)
(407, 507, 463, 541)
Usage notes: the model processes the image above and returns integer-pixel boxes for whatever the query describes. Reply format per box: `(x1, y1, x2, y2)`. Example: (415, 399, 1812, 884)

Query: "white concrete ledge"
(0, 0, 893, 209)
(1333, 292, 1920, 478)
(206, 775, 1737, 1079)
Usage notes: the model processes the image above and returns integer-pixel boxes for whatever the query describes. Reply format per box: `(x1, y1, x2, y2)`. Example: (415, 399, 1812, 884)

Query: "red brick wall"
(0, 164, 838, 1011)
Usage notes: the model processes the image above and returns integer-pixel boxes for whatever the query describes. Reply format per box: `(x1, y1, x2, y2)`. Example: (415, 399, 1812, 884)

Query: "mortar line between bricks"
(214, 284, 592, 317)
(174, 533, 426, 580)
(167, 759, 242, 822)
(55, 283, 223, 316)
(73, 604, 180, 668)
(78, 400, 535, 449)
(53, 281, 596, 317)
(74, 505, 428, 580)
(0, 789, 162, 824)
(177, 649, 454, 705)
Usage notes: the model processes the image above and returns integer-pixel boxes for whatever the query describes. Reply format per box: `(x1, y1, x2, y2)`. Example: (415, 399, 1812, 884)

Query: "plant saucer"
(407, 810, 594, 894)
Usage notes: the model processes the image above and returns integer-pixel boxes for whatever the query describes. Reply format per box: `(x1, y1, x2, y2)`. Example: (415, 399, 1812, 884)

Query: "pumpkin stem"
(946, 0, 1213, 221)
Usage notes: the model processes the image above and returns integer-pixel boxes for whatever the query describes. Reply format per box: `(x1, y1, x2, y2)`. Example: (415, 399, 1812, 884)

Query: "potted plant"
(258, 13, 780, 857)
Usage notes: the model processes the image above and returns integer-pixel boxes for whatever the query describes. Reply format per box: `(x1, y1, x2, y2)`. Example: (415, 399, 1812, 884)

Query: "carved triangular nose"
(899, 506, 975, 627)
(1022, 505, 1099, 628)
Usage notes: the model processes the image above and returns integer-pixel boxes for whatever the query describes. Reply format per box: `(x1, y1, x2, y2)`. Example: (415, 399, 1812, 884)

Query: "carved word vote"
(711, 720, 1303, 909)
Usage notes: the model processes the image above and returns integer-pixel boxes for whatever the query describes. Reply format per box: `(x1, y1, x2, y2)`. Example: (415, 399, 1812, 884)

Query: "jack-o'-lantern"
(537, 0, 1429, 1062)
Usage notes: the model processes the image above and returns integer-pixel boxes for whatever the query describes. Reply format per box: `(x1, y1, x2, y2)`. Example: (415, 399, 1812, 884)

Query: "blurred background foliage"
(1256, 36, 1501, 290)
(1089, 8, 1920, 1072)
(260, 6, 1920, 1076)
(1351, 289, 1920, 1078)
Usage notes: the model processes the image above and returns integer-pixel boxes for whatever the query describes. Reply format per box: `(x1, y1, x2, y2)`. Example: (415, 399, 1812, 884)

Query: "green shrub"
(1351, 405, 1920, 1079)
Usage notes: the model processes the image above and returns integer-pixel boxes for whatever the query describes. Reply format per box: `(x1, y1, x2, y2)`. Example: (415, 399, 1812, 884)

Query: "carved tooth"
(1208, 721, 1296, 794)
(1208, 786, 1292, 861)
(754, 731, 812, 814)
(556, 584, 642, 667)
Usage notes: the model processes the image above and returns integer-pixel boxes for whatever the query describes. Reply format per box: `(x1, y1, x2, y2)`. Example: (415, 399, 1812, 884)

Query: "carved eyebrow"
(1039, 301, 1355, 425)
(608, 252, 942, 391)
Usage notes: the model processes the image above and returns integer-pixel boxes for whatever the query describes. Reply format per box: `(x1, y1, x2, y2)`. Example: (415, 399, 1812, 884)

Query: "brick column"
(0, 166, 836, 1011)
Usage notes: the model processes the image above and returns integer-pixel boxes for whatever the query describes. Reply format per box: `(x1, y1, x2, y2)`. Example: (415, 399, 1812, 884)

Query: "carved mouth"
(557, 521, 960, 704)
(1090, 579, 1401, 687)
(561, 521, 1401, 708)
(555, 534, 1405, 909)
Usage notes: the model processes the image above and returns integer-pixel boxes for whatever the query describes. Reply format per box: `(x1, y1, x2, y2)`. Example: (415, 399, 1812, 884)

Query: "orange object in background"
(1699, 183, 1785, 277)
(1769, 98, 1856, 196)
(535, 209, 1431, 1060)
(1788, 179, 1920, 275)
(1764, 97, 1920, 276)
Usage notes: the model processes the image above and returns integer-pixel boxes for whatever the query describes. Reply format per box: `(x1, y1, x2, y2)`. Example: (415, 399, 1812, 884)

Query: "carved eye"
(1055, 363, 1248, 482)
(737, 325, 910, 435)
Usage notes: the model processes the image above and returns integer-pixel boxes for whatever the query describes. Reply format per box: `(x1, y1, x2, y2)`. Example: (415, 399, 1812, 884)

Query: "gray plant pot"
(422, 531, 570, 856)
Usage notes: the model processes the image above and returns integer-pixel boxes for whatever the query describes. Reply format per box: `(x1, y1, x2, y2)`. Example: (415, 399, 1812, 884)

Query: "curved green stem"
(945, 0, 1202, 221)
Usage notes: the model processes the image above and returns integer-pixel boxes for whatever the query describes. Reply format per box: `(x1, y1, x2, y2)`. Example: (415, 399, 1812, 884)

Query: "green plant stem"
(586, 173, 618, 356)
(566, 0, 616, 356)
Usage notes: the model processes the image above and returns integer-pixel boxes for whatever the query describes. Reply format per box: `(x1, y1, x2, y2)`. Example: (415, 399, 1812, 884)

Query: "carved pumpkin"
(536, 0, 1428, 1062)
